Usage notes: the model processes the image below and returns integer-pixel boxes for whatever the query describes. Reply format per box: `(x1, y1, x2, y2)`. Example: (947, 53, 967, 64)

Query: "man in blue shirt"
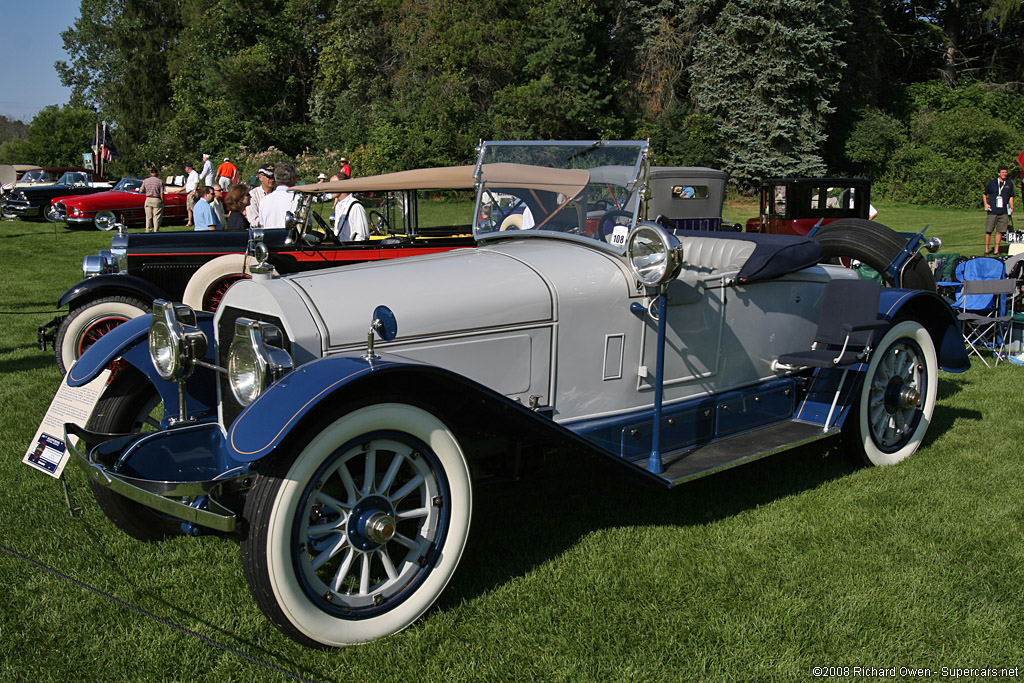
(193, 186, 221, 231)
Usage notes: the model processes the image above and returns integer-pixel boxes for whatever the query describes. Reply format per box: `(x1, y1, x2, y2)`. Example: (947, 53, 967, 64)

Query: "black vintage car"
(40, 165, 480, 374)
(1, 170, 113, 221)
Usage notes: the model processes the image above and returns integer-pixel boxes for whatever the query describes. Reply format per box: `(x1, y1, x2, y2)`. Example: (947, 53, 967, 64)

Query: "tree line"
(3, 0, 1024, 210)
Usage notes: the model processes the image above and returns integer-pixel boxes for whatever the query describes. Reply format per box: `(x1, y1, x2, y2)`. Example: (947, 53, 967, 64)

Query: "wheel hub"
(883, 376, 920, 414)
(346, 495, 396, 551)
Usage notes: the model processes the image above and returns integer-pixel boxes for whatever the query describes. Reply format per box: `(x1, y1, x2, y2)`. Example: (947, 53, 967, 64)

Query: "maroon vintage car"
(52, 177, 188, 230)
(745, 178, 876, 236)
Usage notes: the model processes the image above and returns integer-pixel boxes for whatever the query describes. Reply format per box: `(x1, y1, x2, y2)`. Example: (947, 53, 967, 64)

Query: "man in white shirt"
(334, 193, 369, 241)
(248, 164, 276, 227)
(259, 162, 299, 229)
(184, 162, 200, 227)
(199, 153, 215, 187)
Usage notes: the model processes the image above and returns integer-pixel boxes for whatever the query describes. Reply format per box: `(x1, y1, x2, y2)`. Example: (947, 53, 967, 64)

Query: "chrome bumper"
(65, 422, 246, 533)
(1, 202, 40, 217)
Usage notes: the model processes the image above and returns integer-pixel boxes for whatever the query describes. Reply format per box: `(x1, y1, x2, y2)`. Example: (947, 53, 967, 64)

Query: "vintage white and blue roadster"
(56, 141, 967, 647)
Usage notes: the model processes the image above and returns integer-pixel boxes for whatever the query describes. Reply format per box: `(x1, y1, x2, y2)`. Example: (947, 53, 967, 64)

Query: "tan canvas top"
(292, 165, 477, 194)
(292, 162, 592, 198)
(478, 163, 590, 197)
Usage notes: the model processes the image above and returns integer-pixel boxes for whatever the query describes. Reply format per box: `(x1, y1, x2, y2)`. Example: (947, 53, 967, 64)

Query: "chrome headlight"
(228, 318, 293, 406)
(626, 223, 684, 287)
(149, 300, 208, 381)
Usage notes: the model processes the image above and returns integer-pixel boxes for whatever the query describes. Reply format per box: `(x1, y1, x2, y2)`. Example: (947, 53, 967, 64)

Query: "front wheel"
(814, 218, 936, 291)
(94, 209, 117, 230)
(843, 320, 938, 466)
(241, 403, 472, 647)
(85, 366, 180, 541)
(55, 295, 150, 375)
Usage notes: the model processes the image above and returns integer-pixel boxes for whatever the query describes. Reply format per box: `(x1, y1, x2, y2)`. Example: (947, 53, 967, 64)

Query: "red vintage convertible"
(52, 177, 188, 230)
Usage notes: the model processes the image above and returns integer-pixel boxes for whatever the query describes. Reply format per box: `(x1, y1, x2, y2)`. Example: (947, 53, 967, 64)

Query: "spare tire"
(813, 218, 936, 292)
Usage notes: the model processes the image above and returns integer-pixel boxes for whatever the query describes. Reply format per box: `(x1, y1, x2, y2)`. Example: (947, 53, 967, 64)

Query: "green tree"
(57, 0, 181, 168)
(0, 106, 98, 167)
(689, 0, 850, 186)
(490, 0, 622, 140)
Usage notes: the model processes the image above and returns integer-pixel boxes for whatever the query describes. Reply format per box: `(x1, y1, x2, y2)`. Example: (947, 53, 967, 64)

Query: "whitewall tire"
(55, 295, 149, 375)
(182, 254, 277, 312)
(844, 320, 938, 466)
(241, 403, 472, 647)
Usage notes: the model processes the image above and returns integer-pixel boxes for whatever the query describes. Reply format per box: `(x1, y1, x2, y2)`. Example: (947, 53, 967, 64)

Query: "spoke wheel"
(202, 273, 247, 311)
(55, 295, 150, 375)
(85, 366, 180, 541)
(843, 320, 938, 466)
(94, 209, 117, 230)
(242, 403, 471, 647)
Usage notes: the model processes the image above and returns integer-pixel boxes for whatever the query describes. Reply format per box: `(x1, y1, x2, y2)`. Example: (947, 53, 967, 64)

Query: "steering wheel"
(368, 209, 389, 236)
(306, 209, 341, 245)
(597, 210, 633, 243)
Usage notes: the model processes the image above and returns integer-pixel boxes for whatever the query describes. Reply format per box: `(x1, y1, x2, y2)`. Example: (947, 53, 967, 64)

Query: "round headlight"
(228, 340, 263, 406)
(149, 319, 179, 380)
(626, 223, 683, 287)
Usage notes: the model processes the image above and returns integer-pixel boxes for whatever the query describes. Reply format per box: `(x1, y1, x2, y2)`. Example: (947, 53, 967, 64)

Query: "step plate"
(651, 420, 837, 486)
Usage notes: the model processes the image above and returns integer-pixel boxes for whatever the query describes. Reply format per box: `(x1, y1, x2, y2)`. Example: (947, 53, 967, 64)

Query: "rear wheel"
(85, 366, 180, 541)
(241, 402, 472, 647)
(55, 295, 150, 375)
(842, 320, 938, 466)
(814, 218, 936, 291)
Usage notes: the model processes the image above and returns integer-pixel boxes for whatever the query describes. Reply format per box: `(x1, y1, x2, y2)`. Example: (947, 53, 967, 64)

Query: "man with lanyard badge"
(984, 164, 1014, 255)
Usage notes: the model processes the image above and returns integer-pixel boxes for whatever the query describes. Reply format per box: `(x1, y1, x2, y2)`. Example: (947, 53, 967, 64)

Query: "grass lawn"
(2, 210, 1023, 682)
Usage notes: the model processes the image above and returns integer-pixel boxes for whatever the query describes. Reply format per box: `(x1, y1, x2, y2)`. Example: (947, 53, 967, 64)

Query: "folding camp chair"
(959, 277, 1017, 367)
(776, 279, 888, 430)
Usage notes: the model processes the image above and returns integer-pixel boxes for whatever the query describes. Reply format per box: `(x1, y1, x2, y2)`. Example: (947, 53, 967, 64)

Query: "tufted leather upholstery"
(675, 236, 756, 277)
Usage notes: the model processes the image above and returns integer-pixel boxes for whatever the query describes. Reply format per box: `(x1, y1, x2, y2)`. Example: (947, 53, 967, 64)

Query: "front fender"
(59, 274, 167, 309)
(66, 311, 219, 420)
(66, 314, 151, 386)
(226, 353, 613, 468)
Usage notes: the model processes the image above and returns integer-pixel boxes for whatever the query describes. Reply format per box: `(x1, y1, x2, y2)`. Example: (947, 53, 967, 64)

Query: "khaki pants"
(144, 197, 163, 232)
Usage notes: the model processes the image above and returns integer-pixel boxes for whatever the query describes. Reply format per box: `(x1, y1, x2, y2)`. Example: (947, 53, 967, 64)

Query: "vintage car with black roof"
(47, 140, 963, 649)
(0, 170, 114, 221)
(40, 165, 484, 374)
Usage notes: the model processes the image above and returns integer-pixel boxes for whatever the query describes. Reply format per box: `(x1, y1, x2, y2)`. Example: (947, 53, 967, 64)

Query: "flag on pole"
(99, 123, 118, 162)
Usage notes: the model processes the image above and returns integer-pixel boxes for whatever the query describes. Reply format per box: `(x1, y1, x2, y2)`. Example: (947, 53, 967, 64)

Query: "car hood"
(57, 189, 136, 207)
(287, 246, 555, 348)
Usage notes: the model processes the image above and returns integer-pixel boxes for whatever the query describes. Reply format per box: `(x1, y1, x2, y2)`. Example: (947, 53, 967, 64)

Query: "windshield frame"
(471, 140, 651, 253)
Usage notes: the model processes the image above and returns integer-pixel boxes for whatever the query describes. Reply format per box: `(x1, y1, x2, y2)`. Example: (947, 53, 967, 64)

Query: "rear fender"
(793, 288, 966, 429)
(66, 312, 218, 419)
(59, 274, 166, 309)
(878, 288, 968, 373)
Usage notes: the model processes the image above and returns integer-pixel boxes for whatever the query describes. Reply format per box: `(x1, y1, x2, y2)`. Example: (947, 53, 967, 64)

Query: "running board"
(645, 420, 839, 487)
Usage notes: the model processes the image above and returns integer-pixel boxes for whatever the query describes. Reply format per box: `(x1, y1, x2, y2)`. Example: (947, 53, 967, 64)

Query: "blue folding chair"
(955, 257, 1018, 366)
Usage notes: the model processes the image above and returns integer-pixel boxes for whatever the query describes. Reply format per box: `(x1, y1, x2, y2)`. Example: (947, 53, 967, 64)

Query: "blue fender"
(66, 311, 219, 421)
(792, 287, 967, 429)
(227, 354, 409, 462)
(59, 274, 166, 309)
(878, 288, 969, 373)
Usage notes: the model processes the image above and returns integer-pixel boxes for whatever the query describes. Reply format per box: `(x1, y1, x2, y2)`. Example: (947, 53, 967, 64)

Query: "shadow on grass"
(444, 437, 857, 611)
(0, 349, 61, 374)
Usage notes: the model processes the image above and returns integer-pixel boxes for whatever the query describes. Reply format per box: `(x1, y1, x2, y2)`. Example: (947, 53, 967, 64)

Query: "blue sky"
(0, 0, 81, 122)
